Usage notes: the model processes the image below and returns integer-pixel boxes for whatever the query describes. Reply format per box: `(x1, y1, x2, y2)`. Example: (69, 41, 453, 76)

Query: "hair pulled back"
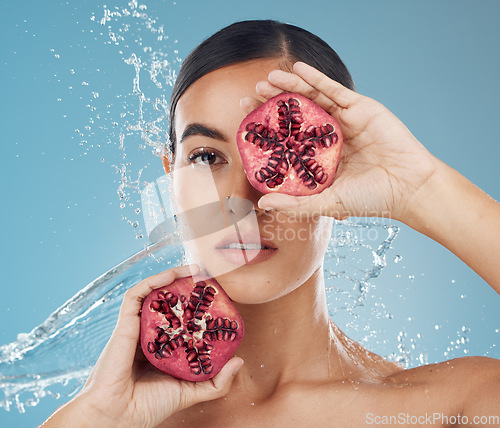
(168, 19, 354, 157)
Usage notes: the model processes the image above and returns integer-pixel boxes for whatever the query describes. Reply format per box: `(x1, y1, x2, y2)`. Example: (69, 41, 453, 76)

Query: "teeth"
(224, 243, 269, 250)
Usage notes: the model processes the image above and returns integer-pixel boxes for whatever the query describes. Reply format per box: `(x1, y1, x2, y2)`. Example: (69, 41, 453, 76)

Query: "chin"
(213, 267, 290, 305)
(179, 246, 327, 311)
(185, 248, 300, 304)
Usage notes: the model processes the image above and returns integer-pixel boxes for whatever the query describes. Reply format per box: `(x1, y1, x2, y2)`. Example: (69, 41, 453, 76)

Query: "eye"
(187, 148, 226, 166)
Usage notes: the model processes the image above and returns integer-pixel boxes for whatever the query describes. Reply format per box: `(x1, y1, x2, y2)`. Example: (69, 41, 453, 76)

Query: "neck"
(231, 265, 340, 399)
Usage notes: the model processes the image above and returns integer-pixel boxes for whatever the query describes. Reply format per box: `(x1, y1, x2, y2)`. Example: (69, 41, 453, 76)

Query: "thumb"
(258, 189, 349, 220)
(182, 357, 244, 407)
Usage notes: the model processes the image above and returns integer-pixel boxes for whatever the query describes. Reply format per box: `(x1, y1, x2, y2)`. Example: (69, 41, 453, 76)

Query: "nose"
(222, 164, 265, 217)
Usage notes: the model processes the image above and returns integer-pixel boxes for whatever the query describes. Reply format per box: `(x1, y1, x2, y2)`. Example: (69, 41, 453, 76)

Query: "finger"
(257, 187, 349, 220)
(179, 357, 244, 409)
(96, 264, 200, 379)
(240, 96, 262, 115)
(265, 69, 344, 117)
(255, 80, 284, 99)
(292, 62, 360, 109)
(119, 263, 199, 320)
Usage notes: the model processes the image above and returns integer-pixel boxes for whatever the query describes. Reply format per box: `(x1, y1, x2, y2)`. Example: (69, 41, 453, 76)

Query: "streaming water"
(0, 218, 397, 412)
(2, 0, 487, 416)
(0, 236, 183, 412)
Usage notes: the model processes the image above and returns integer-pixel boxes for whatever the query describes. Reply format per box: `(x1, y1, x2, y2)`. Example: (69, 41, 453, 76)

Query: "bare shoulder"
(387, 356, 500, 418)
(388, 355, 500, 386)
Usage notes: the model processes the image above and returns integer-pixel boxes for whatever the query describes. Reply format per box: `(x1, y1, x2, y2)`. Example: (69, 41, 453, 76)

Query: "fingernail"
(257, 199, 269, 210)
(262, 206, 275, 212)
(259, 194, 295, 209)
(233, 360, 244, 376)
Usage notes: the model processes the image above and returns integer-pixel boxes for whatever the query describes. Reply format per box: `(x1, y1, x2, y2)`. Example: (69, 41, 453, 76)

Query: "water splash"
(0, 236, 183, 413)
(81, 1, 180, 240)
(324, 218, 398, 316)
(0, 218, 398, 412)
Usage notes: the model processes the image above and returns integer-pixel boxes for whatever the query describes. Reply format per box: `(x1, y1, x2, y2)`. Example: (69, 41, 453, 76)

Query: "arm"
(404, 158, 500, 294)
(40, 394, 115, 428)
(251, 61, 500, 295)
(442, 356, 500, 426)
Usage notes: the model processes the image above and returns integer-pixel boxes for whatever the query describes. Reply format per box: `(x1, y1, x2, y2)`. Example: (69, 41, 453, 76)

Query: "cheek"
(264, 212, 332, 251)
(282, 217, 331, 267)
(259, 215, 332, 288)
(171, 170, 217, 261)
(172, 165, 223, 217)
(308, 216, 333, 252)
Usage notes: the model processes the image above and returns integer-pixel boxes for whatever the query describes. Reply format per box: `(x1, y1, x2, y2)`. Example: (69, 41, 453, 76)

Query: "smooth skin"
(42, 60, 500, 427)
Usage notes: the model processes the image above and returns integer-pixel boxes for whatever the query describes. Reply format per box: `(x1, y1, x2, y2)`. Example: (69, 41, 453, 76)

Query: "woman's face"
(172, 58, 332, 304)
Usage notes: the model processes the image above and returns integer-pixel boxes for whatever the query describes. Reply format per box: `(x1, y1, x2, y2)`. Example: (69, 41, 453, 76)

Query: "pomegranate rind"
(140, 275, 244, 382)
(237, 93, 343, 196)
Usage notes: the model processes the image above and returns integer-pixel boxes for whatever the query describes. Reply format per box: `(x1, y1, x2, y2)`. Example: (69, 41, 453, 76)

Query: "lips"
(214, 231, 278, 265)
(215, 231, 276, 250)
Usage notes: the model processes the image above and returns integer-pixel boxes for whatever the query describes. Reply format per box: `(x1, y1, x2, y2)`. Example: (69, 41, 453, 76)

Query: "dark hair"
(168, 19, 354, 157)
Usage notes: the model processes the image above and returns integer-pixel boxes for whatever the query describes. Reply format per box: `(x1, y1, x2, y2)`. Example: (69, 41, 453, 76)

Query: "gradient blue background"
(1, 0, 499, 425)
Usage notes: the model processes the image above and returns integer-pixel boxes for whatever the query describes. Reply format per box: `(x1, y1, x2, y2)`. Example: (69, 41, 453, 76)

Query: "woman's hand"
(247, 61, 439, 223)
(245, 62, 500, 294)
(42, 264, 244, 428)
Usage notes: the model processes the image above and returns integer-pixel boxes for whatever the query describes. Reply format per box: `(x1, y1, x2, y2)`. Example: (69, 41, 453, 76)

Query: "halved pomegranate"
(237, 93, 343, 196)
(140, 275, 244, 381)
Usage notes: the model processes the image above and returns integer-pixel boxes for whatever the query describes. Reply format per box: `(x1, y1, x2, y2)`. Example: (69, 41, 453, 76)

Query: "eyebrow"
(179, 123, 228, 144)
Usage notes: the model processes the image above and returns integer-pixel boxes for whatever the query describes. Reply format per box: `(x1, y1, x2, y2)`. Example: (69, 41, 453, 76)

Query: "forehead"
(174, 58, 284, 139)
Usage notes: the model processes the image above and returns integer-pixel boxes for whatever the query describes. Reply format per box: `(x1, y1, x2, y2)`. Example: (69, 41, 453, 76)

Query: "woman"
(42, 20, 500, 427)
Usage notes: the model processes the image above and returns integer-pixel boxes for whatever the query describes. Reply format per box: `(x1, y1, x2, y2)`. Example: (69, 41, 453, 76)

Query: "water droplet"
(394, 255, 402, 263)
(434, 325, 440, 330)
(260, 364, 264, 368)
